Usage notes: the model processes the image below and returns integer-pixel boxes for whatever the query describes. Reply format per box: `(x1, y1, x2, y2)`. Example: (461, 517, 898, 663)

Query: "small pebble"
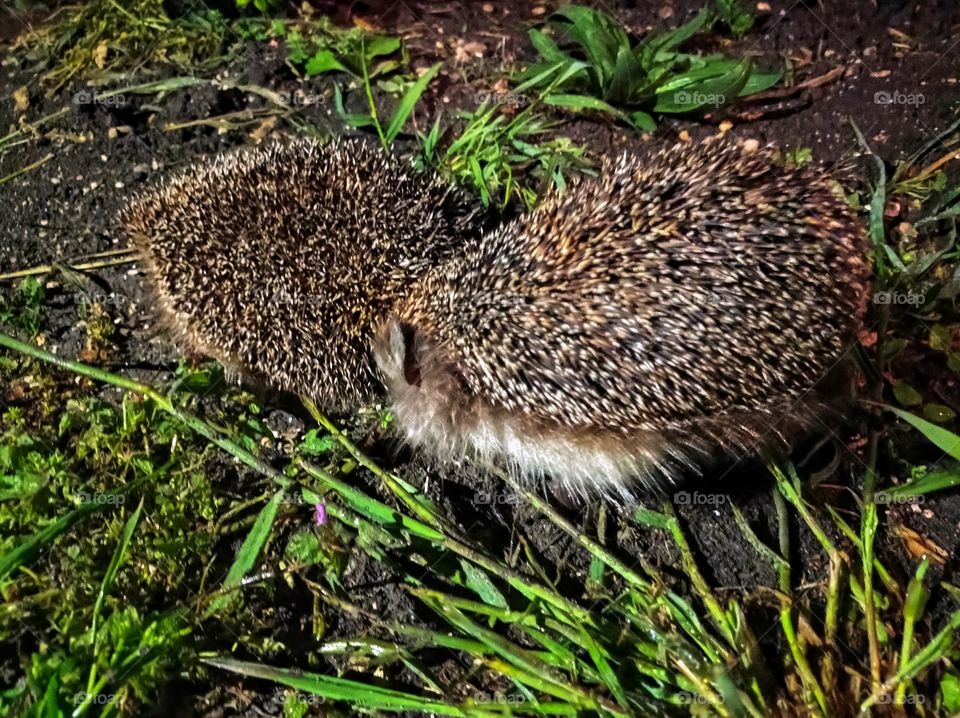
(532, 6, 546, 16)
(482, 2, 494, 12)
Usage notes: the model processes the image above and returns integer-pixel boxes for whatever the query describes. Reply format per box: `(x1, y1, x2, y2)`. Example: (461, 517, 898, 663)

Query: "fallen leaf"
(13, 86, 28, 112)
(92, 41, 109, 69)
(893, 524, 948, 565)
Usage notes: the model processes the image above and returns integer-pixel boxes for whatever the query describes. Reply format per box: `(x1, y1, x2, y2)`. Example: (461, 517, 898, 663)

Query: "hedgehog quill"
(125, 137, 869, 501)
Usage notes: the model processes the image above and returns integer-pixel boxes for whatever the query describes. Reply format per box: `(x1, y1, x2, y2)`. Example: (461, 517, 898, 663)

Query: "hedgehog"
(122, 138, 485, 411)
(372, 138, 871, 500)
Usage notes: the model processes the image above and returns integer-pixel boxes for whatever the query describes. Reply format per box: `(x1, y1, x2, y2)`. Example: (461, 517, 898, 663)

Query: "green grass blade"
(641, 7, 712, 64)
(202, 657, 468, 715)
(89, 499, 143, 640)
(0, 495, 113, 579)
(205, 490, 284, 616)
(384, 62, 442, 144)
(878, 469, 960, 499)
(851, 120, 890, 276)
(543, 93, 627, 120)
(888, 407, 960, 460)
(577, 625, 628, 709)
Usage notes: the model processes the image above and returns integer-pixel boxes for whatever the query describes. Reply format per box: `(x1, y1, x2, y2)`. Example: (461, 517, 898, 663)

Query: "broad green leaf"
(305, 49, 348, 76)
(630, 110, 657, 131)
(607, 43, 643, 105)
(942, 673, 960, 713)
(654, 57, 743, 93)
(550, 6, 627, 85)
(364, 35, 401, 58)
(459, 559, 509, 608)
(738, 68, 782, 95)
(653, 58, 751, 113)
(893, 382, 923, 407)
(632, 507, 674, 530)
(923, 403, 956, 423)
(529, 28, 569, 63)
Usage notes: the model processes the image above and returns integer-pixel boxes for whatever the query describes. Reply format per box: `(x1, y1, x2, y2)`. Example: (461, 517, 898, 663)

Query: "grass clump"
(420, 98, 592, 210)
(518, 5, 781, 130)
(18, 0, 229, 88)
(235, 14, 407, 84)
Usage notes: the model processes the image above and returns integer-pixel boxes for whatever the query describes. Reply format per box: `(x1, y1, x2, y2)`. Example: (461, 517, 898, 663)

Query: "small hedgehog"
(373, 138, 870, 500)
(122, 138, 485, 411)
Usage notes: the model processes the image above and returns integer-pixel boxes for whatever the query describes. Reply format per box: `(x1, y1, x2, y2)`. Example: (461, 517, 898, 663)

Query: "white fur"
(372, 321, 713, 503)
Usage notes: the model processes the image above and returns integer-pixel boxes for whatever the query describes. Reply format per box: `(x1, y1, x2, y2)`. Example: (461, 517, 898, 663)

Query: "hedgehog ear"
(374, 319, 426, 389)
(399, 323, 423, 388)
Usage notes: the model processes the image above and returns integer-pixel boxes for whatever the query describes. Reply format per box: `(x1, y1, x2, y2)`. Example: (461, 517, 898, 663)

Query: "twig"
(0, 252, 138, 282)
(0, 152, 54, 185)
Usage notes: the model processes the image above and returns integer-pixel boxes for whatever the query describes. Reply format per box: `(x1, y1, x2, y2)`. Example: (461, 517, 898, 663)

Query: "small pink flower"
(314, 503, 327, 526)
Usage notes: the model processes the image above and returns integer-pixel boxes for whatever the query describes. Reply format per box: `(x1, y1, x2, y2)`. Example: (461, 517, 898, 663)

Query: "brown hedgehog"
(122, 138, 485, 411)
(373, 138, 871, 500)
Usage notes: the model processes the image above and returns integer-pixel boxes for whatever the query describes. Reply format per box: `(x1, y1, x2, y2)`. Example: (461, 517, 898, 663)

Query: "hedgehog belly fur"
(374, 319, 685, 500)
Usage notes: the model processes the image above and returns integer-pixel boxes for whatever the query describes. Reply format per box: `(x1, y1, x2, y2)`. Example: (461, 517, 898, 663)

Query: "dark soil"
(2, 1, 960, 715)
